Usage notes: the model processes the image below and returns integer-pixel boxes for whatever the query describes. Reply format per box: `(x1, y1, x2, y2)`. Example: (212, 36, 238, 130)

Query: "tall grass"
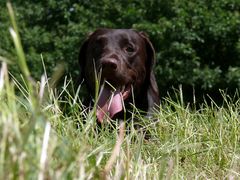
(0, 3, 240, 179)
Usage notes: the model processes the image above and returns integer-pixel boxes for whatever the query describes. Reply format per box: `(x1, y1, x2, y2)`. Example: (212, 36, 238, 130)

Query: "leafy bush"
(0, 0, 239, 102)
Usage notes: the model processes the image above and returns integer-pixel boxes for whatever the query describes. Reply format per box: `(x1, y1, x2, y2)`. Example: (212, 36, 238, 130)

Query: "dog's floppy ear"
(138, 31, 155, 68)
(78, 32, 93, 84)
(138, 32, 160, 109)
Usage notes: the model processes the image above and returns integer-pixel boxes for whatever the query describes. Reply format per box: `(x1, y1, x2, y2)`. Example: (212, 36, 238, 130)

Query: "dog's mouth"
(96, 83, 131, 123)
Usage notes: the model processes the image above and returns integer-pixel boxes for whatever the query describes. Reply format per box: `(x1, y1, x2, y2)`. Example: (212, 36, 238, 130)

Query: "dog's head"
(79, 29, 159, 122)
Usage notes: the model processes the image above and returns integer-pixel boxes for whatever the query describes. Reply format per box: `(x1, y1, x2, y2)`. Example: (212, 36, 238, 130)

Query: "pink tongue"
(96, 87, 123, 123)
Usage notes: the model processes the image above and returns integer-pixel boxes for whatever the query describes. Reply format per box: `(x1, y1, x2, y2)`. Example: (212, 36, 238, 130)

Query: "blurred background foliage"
(0, 0, 240, 103)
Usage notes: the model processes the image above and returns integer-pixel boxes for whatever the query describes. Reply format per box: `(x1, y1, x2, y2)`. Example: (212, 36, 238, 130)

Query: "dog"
(78, 28, 159, 123)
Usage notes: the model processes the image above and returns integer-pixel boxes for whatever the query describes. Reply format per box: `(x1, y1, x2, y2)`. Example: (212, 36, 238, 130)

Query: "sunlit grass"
(0, 3, 240, 179)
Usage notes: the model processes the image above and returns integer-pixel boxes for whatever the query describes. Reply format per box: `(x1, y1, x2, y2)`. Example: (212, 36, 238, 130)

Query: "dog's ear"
(138, 32, 159, 109)
(138, 31, 155, 70)
(78, 33, 93, 84)
(78, 31, 96, 78)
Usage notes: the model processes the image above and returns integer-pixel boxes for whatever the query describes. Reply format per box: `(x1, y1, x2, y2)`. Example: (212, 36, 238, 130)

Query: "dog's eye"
(125, 46, 135, 54)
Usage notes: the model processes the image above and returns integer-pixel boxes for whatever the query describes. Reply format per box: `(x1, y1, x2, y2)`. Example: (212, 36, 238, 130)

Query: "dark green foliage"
(0, 0, 239, 102)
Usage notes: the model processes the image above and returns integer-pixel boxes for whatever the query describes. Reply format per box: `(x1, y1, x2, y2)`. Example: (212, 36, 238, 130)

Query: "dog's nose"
(101, 58, 118, 70)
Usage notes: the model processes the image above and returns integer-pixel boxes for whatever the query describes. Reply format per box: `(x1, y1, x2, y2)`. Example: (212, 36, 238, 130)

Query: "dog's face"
(79, 29, 159, 122)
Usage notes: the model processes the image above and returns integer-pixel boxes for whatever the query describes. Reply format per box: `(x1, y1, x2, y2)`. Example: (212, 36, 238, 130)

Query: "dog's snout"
(101, 58, 118, 70)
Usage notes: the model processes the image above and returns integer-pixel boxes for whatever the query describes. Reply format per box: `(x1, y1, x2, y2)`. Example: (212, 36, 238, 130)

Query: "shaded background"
(0, 0, 240, 103)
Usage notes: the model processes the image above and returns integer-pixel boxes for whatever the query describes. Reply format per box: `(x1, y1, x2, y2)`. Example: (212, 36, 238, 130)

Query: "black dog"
(78, 29, 159, 123)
